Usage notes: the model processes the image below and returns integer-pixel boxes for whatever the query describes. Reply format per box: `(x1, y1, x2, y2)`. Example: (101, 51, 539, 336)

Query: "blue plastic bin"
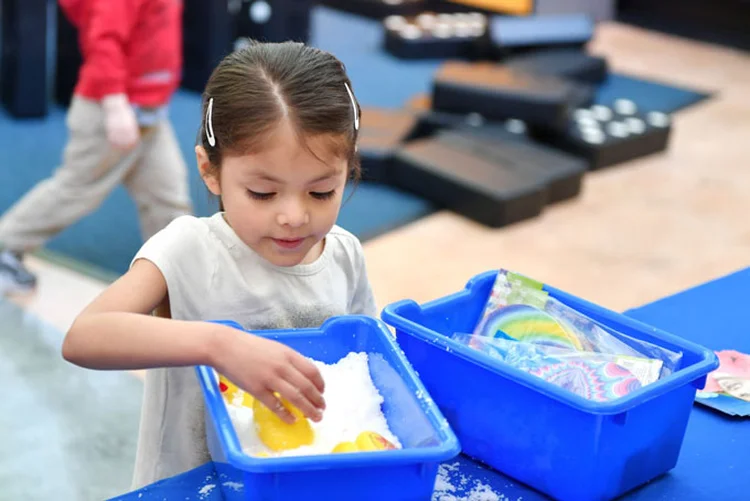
(196, 315, 460, 501)
(381, 270, 719, 501)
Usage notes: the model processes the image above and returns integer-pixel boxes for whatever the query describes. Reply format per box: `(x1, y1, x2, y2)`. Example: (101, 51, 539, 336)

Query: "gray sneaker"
(0, 250, 37, 294)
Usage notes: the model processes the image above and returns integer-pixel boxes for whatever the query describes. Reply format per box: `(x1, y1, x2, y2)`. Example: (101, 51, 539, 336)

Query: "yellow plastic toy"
(218, 374, 254, 407)
(331, 441, 359, 453)
(332, 431, 397, 454)
(253, 395, 315, 452)
(356, 431, 397, 451)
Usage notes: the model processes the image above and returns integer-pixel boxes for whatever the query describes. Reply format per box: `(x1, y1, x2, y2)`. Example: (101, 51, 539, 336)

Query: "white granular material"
(434, 474, 457, 493)
(226, 352, 401, 456)
(222, 481, 242, 491)
(433, 463, 513, 501)
(197, 483, 215, 499)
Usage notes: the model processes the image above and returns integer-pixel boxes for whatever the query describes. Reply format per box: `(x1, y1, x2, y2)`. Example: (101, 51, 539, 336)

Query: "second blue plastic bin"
(196, 315, 460, 501)
(381, 270, 719, 501)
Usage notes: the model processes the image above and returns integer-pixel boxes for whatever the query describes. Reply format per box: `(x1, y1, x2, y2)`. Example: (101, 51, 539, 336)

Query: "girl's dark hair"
(199, 40, 361, 181)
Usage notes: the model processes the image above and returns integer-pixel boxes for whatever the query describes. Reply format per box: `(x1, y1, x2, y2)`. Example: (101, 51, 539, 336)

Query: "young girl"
(62, 41, 377, 490)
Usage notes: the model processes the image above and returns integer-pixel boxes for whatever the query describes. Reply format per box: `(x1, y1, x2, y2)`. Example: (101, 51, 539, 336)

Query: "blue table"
(112, 268, 750, 501)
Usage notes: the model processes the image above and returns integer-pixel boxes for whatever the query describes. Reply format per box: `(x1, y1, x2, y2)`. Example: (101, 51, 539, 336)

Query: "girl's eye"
(310, 190, 335, 200)
(248, 190, 275, 201)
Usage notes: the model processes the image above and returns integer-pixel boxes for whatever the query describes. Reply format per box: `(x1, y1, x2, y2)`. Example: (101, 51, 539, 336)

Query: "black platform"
(389, 135, 549, 227)
(534, 100, 673, 170)
(432, 62, 594, 130)
(505, 48, 608, 85)
(383, 11, 490, 60)
(437, 128, 587, 203)
(358, 107, 419, 183)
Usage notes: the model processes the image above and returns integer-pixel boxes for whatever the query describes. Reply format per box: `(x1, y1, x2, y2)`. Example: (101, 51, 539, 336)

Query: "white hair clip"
(206, 97, 216, 147)
(344, 82, 359, 131)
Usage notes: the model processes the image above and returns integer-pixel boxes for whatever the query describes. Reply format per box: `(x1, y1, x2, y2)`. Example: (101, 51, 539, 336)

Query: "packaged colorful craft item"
(453, 334, 649, 402)
(456, 269, 684, 401)
(695, 350, 750, 417)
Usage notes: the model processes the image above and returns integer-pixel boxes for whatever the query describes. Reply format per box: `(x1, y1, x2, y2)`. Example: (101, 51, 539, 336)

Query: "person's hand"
(102, 93, 140, 149)
(213, 328, 326, 424)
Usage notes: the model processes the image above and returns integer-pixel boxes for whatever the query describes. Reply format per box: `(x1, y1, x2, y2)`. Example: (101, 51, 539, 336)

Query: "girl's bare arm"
(62, 259, 326, 422)
(62, 259, 226, 370)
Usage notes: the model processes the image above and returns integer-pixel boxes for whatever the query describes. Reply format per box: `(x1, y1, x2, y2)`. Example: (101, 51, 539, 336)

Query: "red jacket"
(59, 0, 183, 107)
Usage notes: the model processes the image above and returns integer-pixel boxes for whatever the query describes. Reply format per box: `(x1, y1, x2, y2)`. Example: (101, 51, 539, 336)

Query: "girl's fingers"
(256, 389, 295, 424)
(283, 366, 326, 414)
(274, 379, 323, 423)
(289, 352, 326, 394)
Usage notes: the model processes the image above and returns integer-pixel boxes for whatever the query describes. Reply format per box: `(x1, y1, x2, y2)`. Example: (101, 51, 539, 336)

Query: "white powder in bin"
(226, 352, 402, 456)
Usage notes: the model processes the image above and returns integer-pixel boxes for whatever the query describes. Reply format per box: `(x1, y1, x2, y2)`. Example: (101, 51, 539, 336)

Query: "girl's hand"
(214, 329, 326, 424)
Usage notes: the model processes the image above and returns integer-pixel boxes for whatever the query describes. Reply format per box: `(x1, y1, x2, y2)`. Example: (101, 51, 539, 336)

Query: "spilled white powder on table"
(433, 463, 515, 501)
(222, 481, 242, 491)
(197, 483, 215, 499)
(226, 352, 401, 456)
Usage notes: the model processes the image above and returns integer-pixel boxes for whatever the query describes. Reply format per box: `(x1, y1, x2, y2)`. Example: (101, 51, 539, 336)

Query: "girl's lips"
(272, 238, 305, 249)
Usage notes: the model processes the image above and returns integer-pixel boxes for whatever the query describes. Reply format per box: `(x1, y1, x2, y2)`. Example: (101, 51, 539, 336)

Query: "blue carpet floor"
(0, 7, 711, 276)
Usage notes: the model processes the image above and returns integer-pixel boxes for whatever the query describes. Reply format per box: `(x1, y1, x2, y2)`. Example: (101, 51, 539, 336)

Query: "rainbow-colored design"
(476, 303, 584, 351)
(465, 269, 663, 402)
(529, 358, 642, 402)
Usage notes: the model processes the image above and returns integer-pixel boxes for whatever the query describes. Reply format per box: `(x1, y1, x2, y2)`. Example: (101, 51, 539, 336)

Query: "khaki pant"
(0, 96, 192, 252)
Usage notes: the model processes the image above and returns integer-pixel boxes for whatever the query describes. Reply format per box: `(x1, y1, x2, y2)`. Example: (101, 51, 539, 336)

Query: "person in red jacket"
(0, 0, 192, 294)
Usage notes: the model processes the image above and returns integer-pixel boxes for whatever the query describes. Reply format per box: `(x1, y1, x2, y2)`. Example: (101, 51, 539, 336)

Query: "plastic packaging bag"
(473, 270, 683, 377)
(461, 270, 684, 401)
(453, 333, 650, 402)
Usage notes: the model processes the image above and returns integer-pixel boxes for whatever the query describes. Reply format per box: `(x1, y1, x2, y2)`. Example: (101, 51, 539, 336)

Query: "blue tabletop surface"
(111, 268, 749, 501)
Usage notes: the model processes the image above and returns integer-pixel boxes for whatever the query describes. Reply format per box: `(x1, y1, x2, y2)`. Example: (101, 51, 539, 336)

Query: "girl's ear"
(196, 145, 221, 196)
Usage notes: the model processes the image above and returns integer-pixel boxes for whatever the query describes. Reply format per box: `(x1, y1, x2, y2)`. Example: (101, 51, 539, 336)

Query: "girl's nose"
(276, 198, 309, 228)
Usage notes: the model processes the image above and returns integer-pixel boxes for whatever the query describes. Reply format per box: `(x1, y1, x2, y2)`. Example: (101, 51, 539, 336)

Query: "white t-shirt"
(129, 213, 377, 489)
